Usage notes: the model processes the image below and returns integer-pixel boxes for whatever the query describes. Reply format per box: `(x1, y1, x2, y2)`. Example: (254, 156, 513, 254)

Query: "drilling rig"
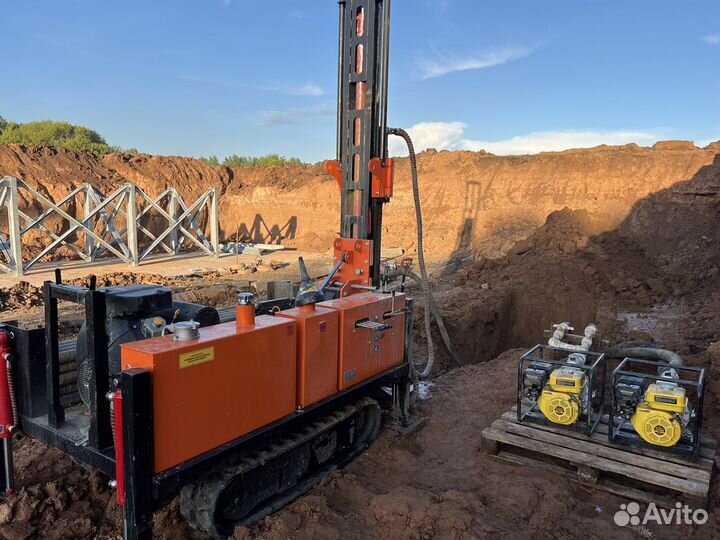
(0, 1, 416, 539)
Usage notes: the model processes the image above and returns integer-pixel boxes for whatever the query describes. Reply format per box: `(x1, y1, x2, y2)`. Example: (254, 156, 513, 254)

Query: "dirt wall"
(0, 141, 718, 262)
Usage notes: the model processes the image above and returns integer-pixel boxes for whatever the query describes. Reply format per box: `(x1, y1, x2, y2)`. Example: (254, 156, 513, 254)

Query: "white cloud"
(419, 47, 535, 80)
(288, 84, 324, 97)
(388, 122, 664, 156)
(388, 122, 466, 155)
(694, 137, 720, 147)
(703, 34, 720, 45)
(256, 104, 335, 126)
(179, 75, 324, 96)
(461, 130, 662, 155)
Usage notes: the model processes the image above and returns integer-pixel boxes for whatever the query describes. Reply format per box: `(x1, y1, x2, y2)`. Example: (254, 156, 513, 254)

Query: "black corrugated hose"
(388, 127, 463, 379)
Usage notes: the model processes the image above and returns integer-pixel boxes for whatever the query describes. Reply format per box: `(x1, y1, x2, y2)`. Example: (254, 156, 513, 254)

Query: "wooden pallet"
(481, 408, 716, 508)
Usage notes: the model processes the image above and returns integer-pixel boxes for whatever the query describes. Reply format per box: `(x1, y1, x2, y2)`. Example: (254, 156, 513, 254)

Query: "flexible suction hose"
(603, 346, 683, 368)
(388, 127, 463, 378)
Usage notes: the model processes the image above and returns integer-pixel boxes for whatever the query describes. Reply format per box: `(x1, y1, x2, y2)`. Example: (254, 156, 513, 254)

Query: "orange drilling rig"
(0, 1, 421, 538)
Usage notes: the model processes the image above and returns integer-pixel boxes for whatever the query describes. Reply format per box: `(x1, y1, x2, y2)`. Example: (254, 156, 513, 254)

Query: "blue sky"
(2, 0, 720, 162)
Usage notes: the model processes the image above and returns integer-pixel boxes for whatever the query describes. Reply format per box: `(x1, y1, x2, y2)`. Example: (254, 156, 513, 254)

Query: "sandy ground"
(0, 251, 334, 289)
(2, 347, 718, 540)
(225, 350, 719, 540)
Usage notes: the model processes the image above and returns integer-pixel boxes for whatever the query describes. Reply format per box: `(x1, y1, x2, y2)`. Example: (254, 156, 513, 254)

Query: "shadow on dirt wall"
(443, 178, 498, 275)
(231, 214, 298, 245)
(435, 154, 720, 366)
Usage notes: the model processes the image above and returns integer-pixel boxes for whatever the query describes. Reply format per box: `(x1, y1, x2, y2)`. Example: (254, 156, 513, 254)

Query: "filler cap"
(237, 292, 256, 306)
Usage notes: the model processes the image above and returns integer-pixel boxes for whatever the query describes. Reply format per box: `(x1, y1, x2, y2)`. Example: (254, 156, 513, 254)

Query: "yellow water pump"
(630, 381, 689, 447)
(611, 354, 702, 454)
(537, 367, 585, 425)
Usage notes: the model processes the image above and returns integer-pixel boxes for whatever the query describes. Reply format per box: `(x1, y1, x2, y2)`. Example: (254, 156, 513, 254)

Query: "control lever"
(319, 252, 347, 293)
(383, 290, 407, 319)
(383, 309, 408, 320)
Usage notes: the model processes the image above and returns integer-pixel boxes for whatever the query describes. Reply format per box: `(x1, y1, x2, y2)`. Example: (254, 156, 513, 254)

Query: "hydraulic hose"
(388, 127, 462, 378)
(385, 269, 464, 369)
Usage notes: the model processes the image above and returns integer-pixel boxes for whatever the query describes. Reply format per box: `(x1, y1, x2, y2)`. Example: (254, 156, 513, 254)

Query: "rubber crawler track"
(180, 397, 381, 538)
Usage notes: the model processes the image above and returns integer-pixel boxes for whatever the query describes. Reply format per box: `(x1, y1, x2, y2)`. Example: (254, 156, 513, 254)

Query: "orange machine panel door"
(277, 305, 339, 408)
(319, 293, 406, 390)
(121, 316, 297, 473)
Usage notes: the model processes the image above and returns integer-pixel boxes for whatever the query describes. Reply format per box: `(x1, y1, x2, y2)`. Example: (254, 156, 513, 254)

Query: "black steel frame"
(46, 281, 114, 449)
(5, 278, 118, 477)
(517, 344, 607, 436)
(609, 357, 705, 458)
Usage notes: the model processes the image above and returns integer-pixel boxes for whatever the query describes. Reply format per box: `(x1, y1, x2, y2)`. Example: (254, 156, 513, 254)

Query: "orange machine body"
(319, 293, 406, 390)
(277, 304, 339, 409)
(121, 316, 297, 473)
(332, 238, 373, 296)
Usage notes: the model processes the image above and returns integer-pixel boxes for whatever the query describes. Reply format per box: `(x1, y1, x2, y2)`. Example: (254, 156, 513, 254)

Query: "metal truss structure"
(0, 176, 220, 276)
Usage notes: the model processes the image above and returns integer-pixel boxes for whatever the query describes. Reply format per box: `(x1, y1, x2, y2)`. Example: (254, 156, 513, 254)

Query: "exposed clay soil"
(0, 144, 720, 539)
(2, 140, 720, 263)
(4, 346, 720, 540)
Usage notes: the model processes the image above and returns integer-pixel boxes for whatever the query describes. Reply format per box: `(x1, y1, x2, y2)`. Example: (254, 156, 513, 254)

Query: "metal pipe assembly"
(548, 322, 598, 353)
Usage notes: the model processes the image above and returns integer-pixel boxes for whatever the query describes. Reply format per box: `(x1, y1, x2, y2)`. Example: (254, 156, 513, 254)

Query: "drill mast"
(328, 0, 394, 288)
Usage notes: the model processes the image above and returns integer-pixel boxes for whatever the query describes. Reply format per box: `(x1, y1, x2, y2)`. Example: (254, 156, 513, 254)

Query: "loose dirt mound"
(0, 272, 231, 313)
(434, 153, 720, 366)
(0, 436, 120, 540)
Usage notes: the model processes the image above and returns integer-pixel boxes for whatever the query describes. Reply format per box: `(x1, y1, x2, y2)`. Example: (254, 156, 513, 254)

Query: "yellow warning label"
(179, 347, 214, 369)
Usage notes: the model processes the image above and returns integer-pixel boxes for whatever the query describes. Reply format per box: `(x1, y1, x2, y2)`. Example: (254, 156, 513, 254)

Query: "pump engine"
(610, 357, 705, 454)
(518, 341, 606, 435)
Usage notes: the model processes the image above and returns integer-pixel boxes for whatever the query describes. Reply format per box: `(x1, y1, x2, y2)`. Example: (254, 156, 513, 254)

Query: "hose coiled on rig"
(388, 127, 437, 379)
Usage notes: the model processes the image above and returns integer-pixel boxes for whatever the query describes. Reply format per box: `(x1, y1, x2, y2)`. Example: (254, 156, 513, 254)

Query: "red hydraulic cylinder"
(0, 330, 15, 495)
(113, 390, 125, 506)
(0, 332, 14, 437)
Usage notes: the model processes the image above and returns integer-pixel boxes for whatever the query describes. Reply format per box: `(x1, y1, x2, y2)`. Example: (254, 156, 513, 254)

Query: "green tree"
(200, 155, 220, 166)
(0, 120, 122, 154)
(222, 154, 302, 168)
(0, 116, 7, 136)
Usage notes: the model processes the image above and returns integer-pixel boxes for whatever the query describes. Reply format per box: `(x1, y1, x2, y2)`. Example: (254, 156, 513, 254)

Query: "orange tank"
(121, 317, 297, 473)
(277, 304, 339, 408)
(318, 293, 406, 390)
